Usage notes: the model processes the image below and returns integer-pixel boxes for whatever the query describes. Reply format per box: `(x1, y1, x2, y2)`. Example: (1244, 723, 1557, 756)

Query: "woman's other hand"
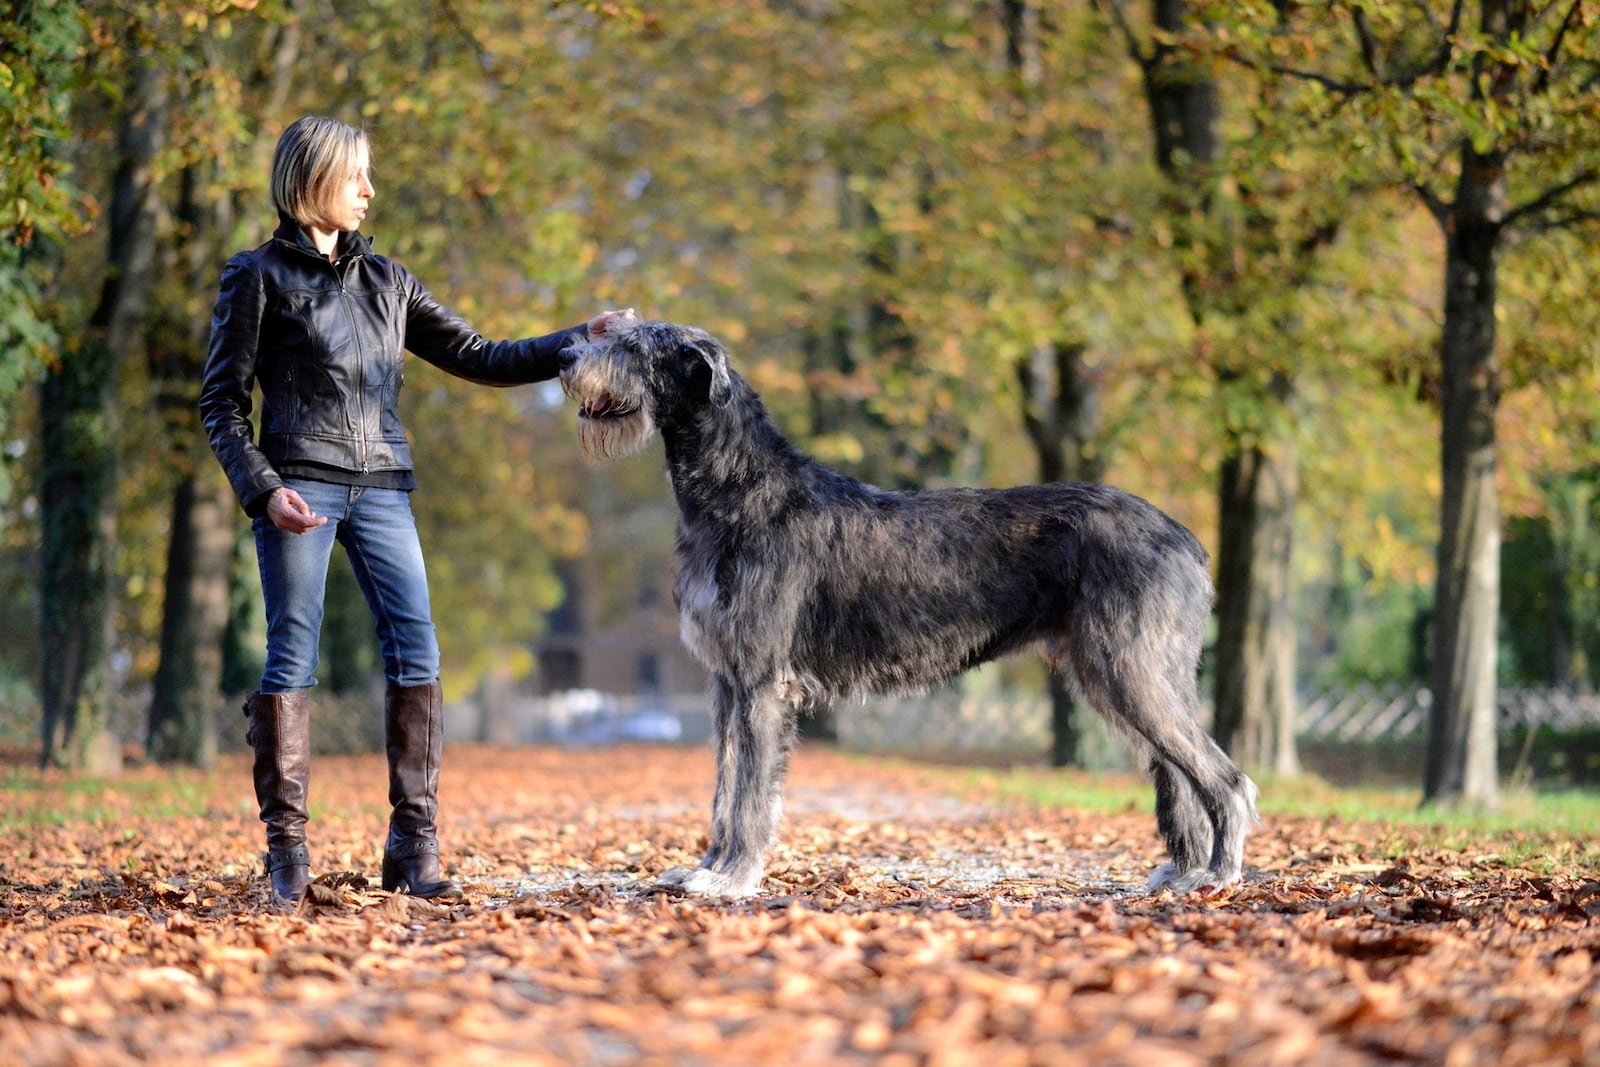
(268, 487, 328, 534)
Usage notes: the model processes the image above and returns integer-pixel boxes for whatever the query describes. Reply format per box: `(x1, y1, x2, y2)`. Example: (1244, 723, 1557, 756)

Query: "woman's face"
(317, 144, 373, 233)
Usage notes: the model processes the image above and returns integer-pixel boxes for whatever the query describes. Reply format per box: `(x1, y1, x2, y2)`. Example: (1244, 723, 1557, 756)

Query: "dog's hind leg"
(1145, 739, 1260, 893)
(664, 677, 795, 898)
(1148, 754, 1215, 884)
(1064, 601, 1257, 892)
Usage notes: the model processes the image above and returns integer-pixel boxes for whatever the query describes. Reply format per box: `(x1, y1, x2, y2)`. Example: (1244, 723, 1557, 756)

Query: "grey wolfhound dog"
(559, 320, 1258, 898)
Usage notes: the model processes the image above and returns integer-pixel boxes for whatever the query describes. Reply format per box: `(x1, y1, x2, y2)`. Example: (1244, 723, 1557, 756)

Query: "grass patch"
(1252, 774, 1600, 833)
(926, 761, 1600, 872)
(930, 761, 1600, 834)
(956, 766, 1154, 816)
(0, 766, 222, 829)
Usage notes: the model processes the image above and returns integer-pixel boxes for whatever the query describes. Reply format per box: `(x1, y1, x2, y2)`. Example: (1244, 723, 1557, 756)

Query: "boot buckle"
(265, 844, 311, 873)
(385, 835, 439, 861)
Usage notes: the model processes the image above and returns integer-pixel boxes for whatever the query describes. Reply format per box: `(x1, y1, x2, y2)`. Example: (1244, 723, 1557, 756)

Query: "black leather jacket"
(200, 216, 585, 517)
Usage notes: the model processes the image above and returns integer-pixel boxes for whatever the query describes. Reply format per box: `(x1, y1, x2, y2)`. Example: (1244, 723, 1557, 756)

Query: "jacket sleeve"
(397, 261, 587, 385)
(199, 253, 282, 518)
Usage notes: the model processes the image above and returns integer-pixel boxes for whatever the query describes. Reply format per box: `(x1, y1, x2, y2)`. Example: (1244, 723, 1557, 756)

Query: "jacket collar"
(273, 211, 374, 262)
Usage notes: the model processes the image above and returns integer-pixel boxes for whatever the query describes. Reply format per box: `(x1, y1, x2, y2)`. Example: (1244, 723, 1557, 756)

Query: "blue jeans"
(253, 480, 439, 693)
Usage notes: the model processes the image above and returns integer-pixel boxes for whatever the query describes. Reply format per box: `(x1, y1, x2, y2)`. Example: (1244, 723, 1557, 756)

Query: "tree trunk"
(1000, 2, 1111, 768)
(1424, 144, 1505, 810)
(38, 58, 166, 771)
(147, 467, 232, 766)
(147, 161, 237, 767)
(1145, 0, 1220, 213)
(38, 347, 122, 774)
(477, 670, 519, 745)
(1018, 340, 1105, 767)
(1141, 0, 1301, 775)
(1213, 431, 1299, 775)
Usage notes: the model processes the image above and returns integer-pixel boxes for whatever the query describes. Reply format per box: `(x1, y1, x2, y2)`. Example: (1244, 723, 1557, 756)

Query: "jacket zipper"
(333, 255, 370, 473)
(277, 231, 374, 474)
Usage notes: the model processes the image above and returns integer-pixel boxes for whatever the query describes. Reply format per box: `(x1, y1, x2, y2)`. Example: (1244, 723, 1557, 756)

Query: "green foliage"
(1505, 724, 1600, 789)
(1302, 562, 1430, 689)
(0, 663, 41, 747)
(219, 530, 263, 697)
(6, 0, 1600, 747)
(0, 1, 87, 505)
(0, 2, 84, 245)
(402, 375, 587, 697)
(1502, 471, 1600, 687)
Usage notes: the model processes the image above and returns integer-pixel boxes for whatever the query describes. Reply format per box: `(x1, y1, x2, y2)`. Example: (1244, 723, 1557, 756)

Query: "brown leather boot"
(381, 681, 463, 899)
(244, 691, 313, 905)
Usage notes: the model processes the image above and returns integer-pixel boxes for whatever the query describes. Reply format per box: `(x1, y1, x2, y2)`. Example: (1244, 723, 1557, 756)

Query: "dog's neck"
(661, 387, 819, 530)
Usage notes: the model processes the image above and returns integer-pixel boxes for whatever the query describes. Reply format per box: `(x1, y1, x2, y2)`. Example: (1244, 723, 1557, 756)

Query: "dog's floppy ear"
(683, 332, 733, 406)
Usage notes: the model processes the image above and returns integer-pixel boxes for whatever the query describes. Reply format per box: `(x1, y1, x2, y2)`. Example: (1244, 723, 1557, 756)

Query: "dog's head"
(559, 319, 734, 459)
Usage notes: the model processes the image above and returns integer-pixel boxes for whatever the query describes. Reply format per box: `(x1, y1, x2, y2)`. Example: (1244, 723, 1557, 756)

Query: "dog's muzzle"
(577, 392, 637, 420)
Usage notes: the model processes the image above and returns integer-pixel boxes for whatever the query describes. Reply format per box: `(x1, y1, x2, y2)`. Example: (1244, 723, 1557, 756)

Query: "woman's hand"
(268, 487, 328, 534)
(587, 307, 637, 340)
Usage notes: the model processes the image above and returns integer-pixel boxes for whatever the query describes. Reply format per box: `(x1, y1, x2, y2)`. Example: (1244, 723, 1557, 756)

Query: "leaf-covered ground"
(2, 743, 1597, 1065)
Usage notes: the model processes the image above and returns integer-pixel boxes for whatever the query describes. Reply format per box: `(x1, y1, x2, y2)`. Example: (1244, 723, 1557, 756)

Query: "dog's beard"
(562, 357, 656, 459)
(578, 407, 656, 459)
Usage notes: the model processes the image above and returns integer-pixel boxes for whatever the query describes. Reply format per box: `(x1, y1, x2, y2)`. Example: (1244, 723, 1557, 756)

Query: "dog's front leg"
(658, 676, 793, 898)
(659, 673, 736, 889)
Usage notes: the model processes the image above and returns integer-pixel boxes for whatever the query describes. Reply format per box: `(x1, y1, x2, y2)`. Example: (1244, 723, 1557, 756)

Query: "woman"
(201, 115, 628, 905)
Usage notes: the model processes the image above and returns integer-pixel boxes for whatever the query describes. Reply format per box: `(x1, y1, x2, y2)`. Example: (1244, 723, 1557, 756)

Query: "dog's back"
(767, 480, 1211, 701)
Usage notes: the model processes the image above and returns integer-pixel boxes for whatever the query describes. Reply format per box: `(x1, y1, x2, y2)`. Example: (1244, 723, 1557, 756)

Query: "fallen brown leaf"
(0, 744, 1596, 1065)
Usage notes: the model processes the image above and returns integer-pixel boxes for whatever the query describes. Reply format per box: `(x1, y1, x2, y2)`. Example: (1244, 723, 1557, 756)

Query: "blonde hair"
(270, 116, 369, 229)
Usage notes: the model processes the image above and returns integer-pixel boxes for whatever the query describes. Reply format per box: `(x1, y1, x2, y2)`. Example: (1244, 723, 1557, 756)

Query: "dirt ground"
(1, 743, 1598, 1066)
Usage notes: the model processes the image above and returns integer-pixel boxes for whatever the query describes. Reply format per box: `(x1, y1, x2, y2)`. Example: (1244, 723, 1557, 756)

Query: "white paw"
(656, 866, 761, 898)
(1146, 863, 1240, 895)
(655, 865, 694, 887)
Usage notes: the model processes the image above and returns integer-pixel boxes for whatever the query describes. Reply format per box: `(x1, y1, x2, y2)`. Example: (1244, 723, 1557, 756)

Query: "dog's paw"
(682, 867, 762, 898)
(655, 865, 696, 888)
(655, 865, 761, 899)
(1147, 864, 1210, 894)
(1146, 863, 1241, 895)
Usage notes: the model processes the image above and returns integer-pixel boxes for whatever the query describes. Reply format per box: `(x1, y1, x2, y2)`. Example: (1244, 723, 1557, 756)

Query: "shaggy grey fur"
(559, 320, 1257, 898)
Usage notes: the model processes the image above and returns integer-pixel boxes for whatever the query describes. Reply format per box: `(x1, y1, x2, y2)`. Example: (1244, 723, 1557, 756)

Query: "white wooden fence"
(444, 683, 1600, 756)
(836, 683, 1600, 757)
(1299, 683, 1600, 740)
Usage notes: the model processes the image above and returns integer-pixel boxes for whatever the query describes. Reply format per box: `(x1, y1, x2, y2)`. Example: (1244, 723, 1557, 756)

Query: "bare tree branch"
(1228, 0, 1462, 99)
(1093, 0, 1153, 69)
(1503, 168, 1600, 229)
(1533, 0, 1585, 97)
(1411, 178, 1448, 226)
(1519, 206, 1600, 235)
(1255, 61, 1370, 95)
(1350, 5, 1383, 81)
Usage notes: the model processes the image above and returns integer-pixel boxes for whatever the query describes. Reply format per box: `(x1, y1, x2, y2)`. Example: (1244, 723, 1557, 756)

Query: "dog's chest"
(675, 559, 730, 670)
